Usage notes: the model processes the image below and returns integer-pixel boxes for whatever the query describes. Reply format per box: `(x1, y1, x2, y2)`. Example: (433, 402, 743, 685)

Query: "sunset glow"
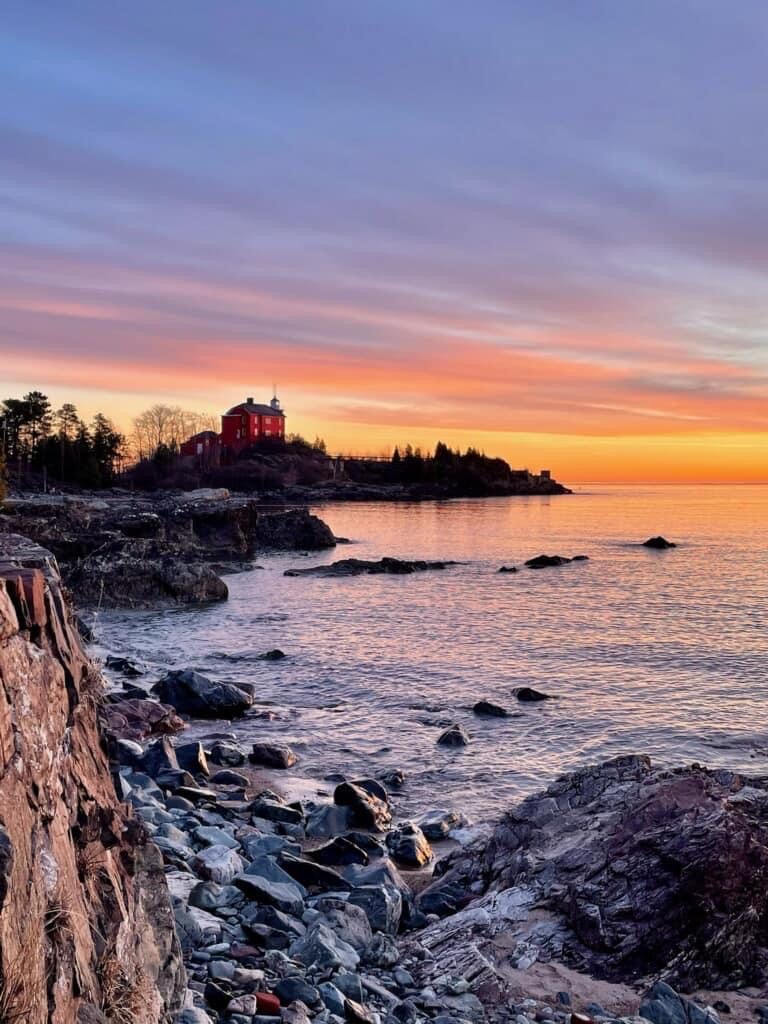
(3, 3, 768, 482)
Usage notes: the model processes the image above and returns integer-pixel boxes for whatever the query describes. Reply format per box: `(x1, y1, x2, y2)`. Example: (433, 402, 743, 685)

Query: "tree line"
(1, 391, 125, 488)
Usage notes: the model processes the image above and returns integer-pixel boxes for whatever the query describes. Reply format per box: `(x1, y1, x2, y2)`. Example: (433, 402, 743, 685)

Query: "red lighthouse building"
(220, 395, 286, 455)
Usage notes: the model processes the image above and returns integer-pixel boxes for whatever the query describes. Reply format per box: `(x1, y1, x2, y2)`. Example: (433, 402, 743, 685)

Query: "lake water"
(96, 484, 768, 826)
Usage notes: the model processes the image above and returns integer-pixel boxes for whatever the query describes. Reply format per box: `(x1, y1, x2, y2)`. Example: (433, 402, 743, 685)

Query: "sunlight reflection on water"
(96, 484, 768, 824)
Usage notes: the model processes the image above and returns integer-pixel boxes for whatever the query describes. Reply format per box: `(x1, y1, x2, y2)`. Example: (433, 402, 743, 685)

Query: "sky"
(2, 1, 768, 482)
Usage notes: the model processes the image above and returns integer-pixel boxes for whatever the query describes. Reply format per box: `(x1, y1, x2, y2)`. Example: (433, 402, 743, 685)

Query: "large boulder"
(334, 782, 392, 831)
(643, 536, 677, 549)
(419, 755, 768, 990)
(152, 669, 253, 719)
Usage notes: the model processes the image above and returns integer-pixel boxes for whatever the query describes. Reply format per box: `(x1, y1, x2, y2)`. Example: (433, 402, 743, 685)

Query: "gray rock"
(189, 880, 244, 913)
(639, 982, 718, 1024)
(275, 977, 322, 1008)
(363, 933, 399, 968)
(191, 844, 245, 884)
(193, 825, 239, 849)
(305, 803, 354, 839)
(279, 852, 351, 893)
(335, 972, 365, 1002)
(174, 1009, 215, 1024)
(209, 740, 246, 766)
(235, 855, 307, 915)
(319, 982, 347, 1016)
(289, 921, 360, 971)
(313, 898, 373, 951)
(251, 797, 304, 825)
(420, 755, 768, 990)
(153, 669, 253, 719)
(386, 823, 432, 867)
(348, 885, 402, 935)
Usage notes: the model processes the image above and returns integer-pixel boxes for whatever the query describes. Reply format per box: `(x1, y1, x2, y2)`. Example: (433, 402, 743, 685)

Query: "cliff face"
(0, 533, 184, 1023)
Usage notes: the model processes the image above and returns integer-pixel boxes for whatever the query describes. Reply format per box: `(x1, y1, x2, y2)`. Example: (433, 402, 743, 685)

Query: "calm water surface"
(96, 485, 768, 824)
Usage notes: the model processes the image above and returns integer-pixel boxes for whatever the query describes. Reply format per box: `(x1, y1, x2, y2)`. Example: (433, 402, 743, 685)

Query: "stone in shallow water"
(643, 535, 676, 549)
(437, 724, 469, 747)
(419, 809, 463, 841)
(249, 743, 298, 769)
(512, 686, 555, 702)
(153, 669, 253, 719)
(208, 740, 246, 766)
(472, 700, 509, 717)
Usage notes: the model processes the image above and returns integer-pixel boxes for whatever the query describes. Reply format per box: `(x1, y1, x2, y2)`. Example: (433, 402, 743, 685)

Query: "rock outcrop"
(416, 755, 768, 996)
(0, 495, 336, 607)
(284, 557, 456, 578)
(0, 533, 184, 1022)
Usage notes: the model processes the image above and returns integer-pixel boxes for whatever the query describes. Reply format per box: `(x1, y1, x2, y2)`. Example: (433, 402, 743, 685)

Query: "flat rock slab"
(284, 557, 457, 577)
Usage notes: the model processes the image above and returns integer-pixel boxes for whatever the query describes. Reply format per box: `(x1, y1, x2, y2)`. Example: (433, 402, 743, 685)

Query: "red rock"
(256, 992, 282, 1016)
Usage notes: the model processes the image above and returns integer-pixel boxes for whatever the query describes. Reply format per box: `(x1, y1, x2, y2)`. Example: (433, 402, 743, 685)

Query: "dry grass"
(98, 954, 148, 1024)
(0, 932, 46, 1022)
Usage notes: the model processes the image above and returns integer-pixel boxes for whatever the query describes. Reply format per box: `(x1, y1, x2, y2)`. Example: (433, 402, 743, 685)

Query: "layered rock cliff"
(0, 494, 336, 608)
(0, 533, 184, 1022)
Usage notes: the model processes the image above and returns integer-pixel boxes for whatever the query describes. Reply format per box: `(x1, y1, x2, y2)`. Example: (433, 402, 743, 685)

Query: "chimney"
(246, 396, 253, 404)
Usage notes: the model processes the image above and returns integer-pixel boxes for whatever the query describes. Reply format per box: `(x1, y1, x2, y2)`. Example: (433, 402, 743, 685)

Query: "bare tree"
(132, 404, 218, 459)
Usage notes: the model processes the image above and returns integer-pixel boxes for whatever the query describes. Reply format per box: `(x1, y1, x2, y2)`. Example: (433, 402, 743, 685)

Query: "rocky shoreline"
(1, 532, 765, 1024)
(0, 490, 336, 608)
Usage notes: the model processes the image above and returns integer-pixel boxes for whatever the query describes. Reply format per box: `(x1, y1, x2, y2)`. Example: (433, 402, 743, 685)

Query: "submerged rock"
(284, 557, 456, 578)
(643, 535, 677, 549)
(152, 669, 253, 719)
(524, 554, 576, 569)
